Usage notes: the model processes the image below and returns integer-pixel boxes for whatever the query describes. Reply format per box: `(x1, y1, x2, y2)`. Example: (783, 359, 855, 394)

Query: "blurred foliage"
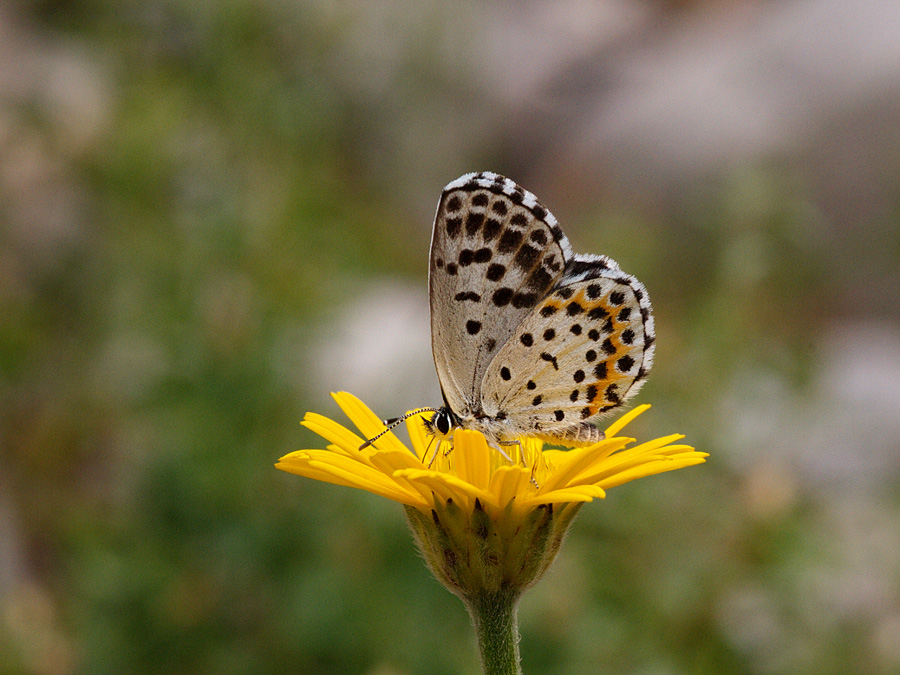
(2, 1, 899, 675)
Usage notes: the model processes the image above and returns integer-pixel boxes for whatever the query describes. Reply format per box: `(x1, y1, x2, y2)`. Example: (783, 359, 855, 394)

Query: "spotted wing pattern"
(480, 254, 655, 441)
(429, 172, 572, 418)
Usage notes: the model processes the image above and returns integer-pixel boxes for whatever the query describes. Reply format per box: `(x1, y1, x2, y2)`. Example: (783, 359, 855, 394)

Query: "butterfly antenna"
(358, 407, 441, 450)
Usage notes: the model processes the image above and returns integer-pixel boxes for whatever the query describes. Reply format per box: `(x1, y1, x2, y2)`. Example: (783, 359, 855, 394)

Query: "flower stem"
(465, 589, 523, 675)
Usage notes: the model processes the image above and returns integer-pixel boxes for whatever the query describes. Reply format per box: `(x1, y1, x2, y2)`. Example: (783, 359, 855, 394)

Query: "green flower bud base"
(405, 498, 582, 675)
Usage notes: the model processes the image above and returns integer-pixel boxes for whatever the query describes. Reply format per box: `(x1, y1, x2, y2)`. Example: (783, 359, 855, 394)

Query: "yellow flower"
(277, 391, 706, 519)
(278, 392, 706, 675)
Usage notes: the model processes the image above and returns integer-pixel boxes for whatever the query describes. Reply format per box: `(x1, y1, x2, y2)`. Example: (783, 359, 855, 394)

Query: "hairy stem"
(465, 589, 523, 675)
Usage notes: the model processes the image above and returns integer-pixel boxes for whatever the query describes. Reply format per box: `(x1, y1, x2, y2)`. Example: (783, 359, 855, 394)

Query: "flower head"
(278, 392, 705, 674)
(278, 391, 705, 518)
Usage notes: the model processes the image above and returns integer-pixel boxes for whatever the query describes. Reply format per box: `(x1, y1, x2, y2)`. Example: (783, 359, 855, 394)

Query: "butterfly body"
(427, 172, 655, 449)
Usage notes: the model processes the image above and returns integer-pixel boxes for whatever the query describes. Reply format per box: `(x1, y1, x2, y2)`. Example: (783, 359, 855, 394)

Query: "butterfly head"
(424, 407, 456, 441)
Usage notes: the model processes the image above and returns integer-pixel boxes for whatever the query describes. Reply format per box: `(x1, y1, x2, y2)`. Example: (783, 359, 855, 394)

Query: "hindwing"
(479, 254, 655, 439)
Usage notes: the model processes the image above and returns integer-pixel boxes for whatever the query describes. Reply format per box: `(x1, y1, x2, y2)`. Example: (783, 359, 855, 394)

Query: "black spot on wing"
(486, 263, 506, 282)
(446, 217, 462, 238)
(492, 287, 513, 306)
(605, 384, 620, 404)
(483, 219, 503, 241)
(466, 212, 485, 236)
(509, 213, 528, 229)
(473, 247, 492, 263)
(454, 291, 481, 302)
(546, 255, 562, 273)
(617, 355, 635, 373)
(514, 244, 542, 270)
(530, 229, 548, 245)
(511, 292, 538, 308)
(526, 265, 553, 292)
(498, 229, 523, 253)
(540, 352, 558, 370)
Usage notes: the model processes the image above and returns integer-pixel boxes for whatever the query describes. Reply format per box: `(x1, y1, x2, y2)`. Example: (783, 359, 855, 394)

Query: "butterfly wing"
(429, 172, 571, 417)
(479, 254, 655, 439)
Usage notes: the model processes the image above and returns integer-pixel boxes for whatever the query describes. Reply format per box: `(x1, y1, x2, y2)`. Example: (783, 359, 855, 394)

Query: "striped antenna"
(358, 408, 442, 450)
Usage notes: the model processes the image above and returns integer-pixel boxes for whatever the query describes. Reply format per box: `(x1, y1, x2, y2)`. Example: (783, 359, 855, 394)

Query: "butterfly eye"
(434, 409, 452, 436)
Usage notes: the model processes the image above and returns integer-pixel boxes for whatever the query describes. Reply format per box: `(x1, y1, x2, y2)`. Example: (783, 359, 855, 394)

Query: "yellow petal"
(597, 456, 707, 489)
(488, 465, 531, 509)
(405, 411, 434, 460)
(537, 438, 630, 494)
(331, 392, 410, 455)
(395, 468, 499, 510)
(278, 450, 421, 504)
(301, 412, 364, 455)
(520, 484, 606, 507)
(622, 434, 687, 458)
(450, 430, 492, 492)
(604, 403, 650, 437)
(368, 448, 427, 475)
(568, 435, 687, 484)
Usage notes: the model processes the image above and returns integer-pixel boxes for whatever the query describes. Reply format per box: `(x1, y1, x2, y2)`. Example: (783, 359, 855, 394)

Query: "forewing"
(429, 172, 571, 416)
(480, 254, 655, 436)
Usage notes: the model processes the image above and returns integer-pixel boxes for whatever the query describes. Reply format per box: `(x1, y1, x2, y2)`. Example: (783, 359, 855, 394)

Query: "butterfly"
(363, 172, 655, 458)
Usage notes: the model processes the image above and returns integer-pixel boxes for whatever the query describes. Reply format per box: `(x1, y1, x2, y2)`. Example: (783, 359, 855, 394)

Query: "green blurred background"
(2, 1, 900, 673)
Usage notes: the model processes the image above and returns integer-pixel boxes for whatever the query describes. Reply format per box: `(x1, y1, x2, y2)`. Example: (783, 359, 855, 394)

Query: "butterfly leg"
(498, 439, 541, 488)
(486, 440, 515, 465)
(426, 439, 442, 468)
(498, 439, 525, 466)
